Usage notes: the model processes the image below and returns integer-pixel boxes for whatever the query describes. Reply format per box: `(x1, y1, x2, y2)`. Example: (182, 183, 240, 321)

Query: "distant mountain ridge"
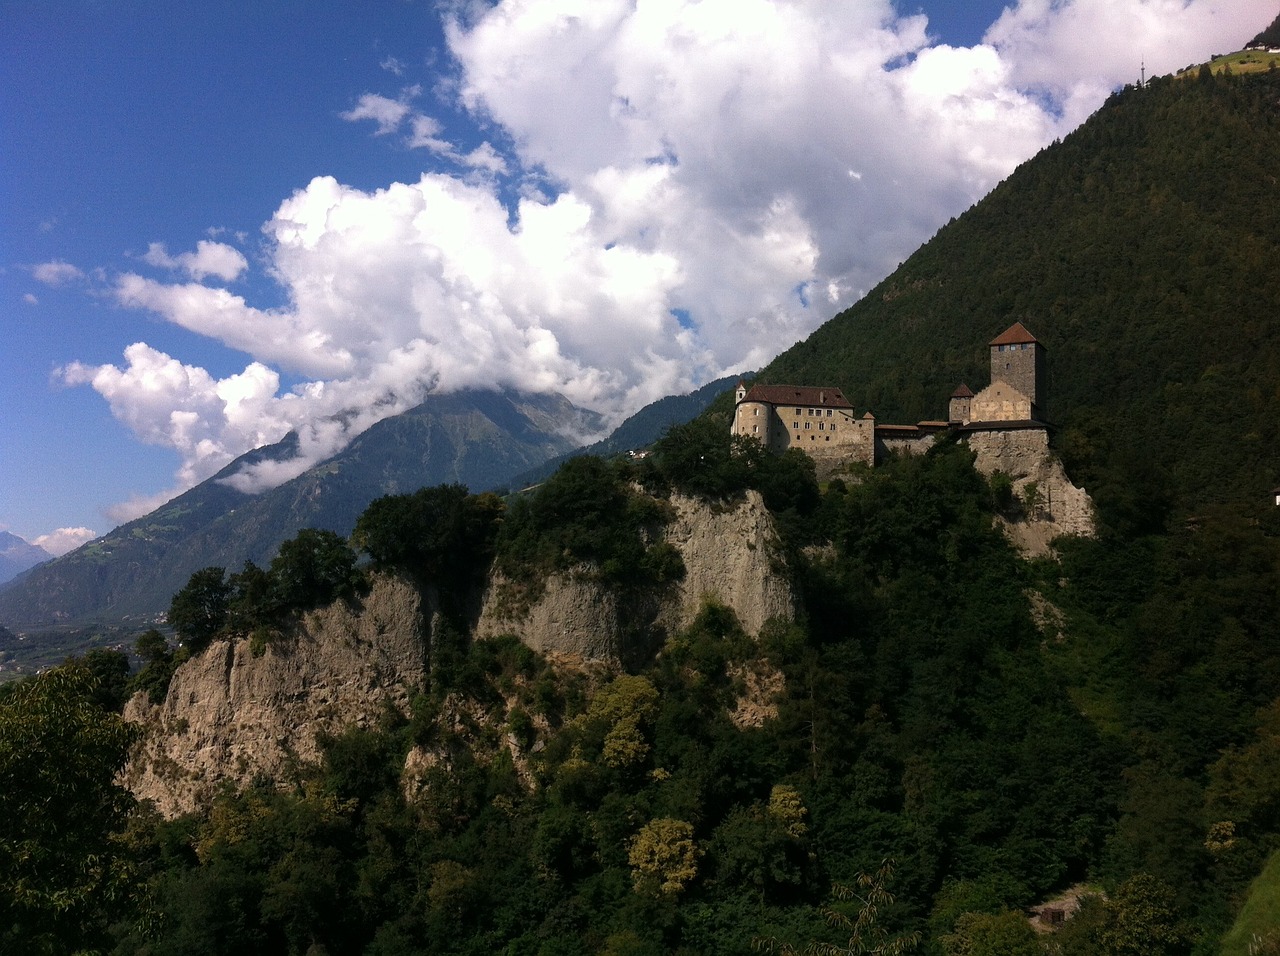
(0, 532, 51, 586)
(0, 389, 600, 627)
(506, 375, 741, 490)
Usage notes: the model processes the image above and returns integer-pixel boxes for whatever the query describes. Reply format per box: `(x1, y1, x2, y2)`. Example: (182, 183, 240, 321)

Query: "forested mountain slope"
(762, 69, 1280, 533)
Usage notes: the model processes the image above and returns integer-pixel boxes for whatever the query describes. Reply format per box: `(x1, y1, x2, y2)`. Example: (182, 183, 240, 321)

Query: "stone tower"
(949, 383, 974, 424)
(989, 322, 1044, 418)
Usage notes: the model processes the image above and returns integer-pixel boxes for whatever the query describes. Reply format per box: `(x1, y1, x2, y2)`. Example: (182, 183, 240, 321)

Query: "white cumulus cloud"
(34, 260, 85, 286)
(141, 240, 248, 282)
(34, 527, 97, 557)
(67, 0, 1274, 517)
(340, 90, 418, 134)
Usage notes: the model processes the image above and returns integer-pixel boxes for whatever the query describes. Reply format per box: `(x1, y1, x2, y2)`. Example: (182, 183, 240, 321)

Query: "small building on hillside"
(731, 322, 1050, 471)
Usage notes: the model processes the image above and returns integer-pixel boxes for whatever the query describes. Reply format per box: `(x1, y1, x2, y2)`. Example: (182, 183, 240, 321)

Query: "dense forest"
(3, 67, 1280, 956)
(5, 419, 1280, 954)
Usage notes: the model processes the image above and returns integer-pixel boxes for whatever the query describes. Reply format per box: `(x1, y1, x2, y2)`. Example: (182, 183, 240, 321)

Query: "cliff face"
(124, 491, 796, 815)
(659, 490, 795, 636)
(966, 429, 1095, 556)
(474, 490, 795, 660)
(123, 574, 427, 817)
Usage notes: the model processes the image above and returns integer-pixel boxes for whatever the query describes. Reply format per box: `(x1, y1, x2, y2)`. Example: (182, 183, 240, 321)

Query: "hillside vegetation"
(762, 68, 1280, 535)
(3, 70, 1280, 955)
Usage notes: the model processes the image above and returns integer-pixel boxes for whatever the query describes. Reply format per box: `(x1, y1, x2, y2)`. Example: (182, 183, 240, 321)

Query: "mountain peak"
(0, 532, 53, 586)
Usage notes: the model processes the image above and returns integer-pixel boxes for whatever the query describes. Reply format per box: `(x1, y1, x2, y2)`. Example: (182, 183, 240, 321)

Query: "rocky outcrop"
(474, 490, 795, 661)
(474, 571, 626, 660)
(965, 428, 1095, 556)
(122, 574, 427, 817)
(659, 490, 795, 636)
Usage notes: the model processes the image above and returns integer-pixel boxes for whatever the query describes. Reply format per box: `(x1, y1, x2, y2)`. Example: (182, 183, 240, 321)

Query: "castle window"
(752, 425, 759, 433)
(794, 407, 801, 414)
(791, 421, 798, 429)
(826, 409, 832, 416)
(831, 424, 836, 432)
(804, 422, 810, 429)
(754, 408, 759, 416)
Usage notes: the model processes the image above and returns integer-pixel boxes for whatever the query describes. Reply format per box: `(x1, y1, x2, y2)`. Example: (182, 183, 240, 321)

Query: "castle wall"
(970, 382, 1032, 422)
(733, 400, 791, 452)
(733, 400, 873, 465)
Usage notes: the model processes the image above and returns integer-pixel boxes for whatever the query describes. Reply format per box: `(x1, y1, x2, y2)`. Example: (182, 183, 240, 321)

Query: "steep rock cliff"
(124, 493, 796, 814)
(966, 429, 1095, 556)
(123, 574, 427, 817)
(474, 490, 794, 661)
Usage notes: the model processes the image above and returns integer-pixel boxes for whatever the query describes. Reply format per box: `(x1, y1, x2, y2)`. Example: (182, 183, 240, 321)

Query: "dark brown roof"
(739, 384, 853, 409)
(875, 424, 921, 434)
(989, 321, 1039, 347)
(955, 419, 1049, 432)
(951, 383, 974, 398)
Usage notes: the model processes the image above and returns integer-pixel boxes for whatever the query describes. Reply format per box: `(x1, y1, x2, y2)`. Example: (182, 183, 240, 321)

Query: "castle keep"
(732, 322, 1046, 469)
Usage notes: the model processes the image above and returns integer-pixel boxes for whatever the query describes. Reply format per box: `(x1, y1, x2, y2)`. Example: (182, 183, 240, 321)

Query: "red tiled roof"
(739, 384, 853, 409)
(951, 383, 974, 398)
(989, 321, 1038, 347)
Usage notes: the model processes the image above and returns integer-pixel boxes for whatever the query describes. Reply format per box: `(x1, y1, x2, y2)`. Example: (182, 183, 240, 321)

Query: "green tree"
(129, 628, 177, 705)
(268, 528, 360, 613)
(756, 860, 921, 955)
(0, 664, 144, 952)
(628, 818, 702, 897)
(226, 559, 278, 632)
(135, 627, 170, 663)
(651, 414, 758, 498)
(168, 565, 231, 652)
(1098, 874, 1193, 956)
(354, 485, 502, 587)
(939, 910, 1040, 956)
(77, 646, 132, 712)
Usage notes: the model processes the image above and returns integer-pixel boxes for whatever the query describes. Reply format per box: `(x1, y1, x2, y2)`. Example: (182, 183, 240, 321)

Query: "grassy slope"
(1220, 849, 1280, 954)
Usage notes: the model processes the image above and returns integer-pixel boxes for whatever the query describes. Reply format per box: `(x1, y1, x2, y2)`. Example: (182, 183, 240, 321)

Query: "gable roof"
(739, 384, 853, 409)
(989, 321, 1039, 347)
(951, 383, 974, 398)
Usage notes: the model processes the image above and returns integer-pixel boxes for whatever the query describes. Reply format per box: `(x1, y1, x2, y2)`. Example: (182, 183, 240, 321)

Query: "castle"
(731, 322, 1046, 469)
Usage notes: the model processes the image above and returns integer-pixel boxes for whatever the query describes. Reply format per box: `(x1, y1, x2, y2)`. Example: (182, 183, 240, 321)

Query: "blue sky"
(2, 0, 1271, 554)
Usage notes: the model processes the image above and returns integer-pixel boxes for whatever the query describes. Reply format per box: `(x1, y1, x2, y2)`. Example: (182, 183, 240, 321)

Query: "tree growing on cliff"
(0, 664, 146, 952)
(168, 565, 231, 653)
